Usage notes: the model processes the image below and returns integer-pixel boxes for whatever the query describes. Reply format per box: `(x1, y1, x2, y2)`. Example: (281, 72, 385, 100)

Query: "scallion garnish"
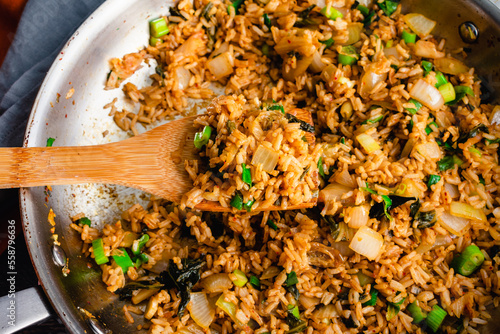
(386, 303, 400, 321)
(46, 137, 55, 147)
(111, 248, 134, 273)
(434, 71, 448, 88)
(362, 289, 378, 306)
(421, 60, 433, 75)
(243, 199, 255, 212)
(241, 163, 252, 187)
(317, 157, 326, 179)
(357, 4, 370, 16)
(320, 6, 343, 20)
(232, 269, 248, 287)
(427, 174, 441, 187)
(285, 271, 299, 286)
(132, 234, 150, 255)
(426, 304, 447, 332)
(228, 0, 245, 15)
(261, 44, 270, 56)
(230, 193, 243, 210)
(150, 18, 169, 38)
(338, 45, 359, 66)
(92, 238, 109, 265)
(402, 29, 416, 44)
(263, 13, 272, 29)
(438, 82, 456, 103)
(193, 125, 212, 149)
(425, 121, 438, 135)
(381, 195, 392, 220)
(379, 0, 398, 17)
(320, 38, 335, 48)
(451, 244, 485, 276)
(267, 219, 278, 230)
(407, 301, 427, 324)
(249, 275, 260, 289)
(406, 98, 422, 115)
(78, 217, 91, 227)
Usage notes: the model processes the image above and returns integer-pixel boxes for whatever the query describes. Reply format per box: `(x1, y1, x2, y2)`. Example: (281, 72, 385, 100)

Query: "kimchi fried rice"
(70, 0, 500, 333)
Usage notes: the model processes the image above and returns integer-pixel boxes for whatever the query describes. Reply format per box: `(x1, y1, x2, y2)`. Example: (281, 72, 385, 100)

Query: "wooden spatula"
(0, 109, 316, 212)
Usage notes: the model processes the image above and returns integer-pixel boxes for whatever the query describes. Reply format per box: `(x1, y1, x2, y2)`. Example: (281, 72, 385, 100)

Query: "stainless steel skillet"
(2, 0, 500, 333)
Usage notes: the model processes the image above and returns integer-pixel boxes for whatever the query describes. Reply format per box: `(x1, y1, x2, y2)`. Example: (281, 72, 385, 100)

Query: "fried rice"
(71, 0, 500, 333)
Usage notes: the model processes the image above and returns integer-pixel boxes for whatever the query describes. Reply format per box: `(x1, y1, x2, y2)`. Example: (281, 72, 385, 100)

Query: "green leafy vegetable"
(379, 0, 399, 17)
(285, 305, 307, 334)
(284, 271, 300, 300)
(369, 195, 416, 220)
(194, 125, 212, 149)
(437, 155, 463, 171)
(386, 303, 400, 321)
(427, 174, 441, 187)
(421, 60, 433, 75)
(357, 4, 370, 16)
(78, 217, 91, 227)
(317, 157, 326, 179)
(415, 210, 437, 229)
(202, 2, 214, 21)
(112, 248, 134, 274)
(227, 0, 245, 14)
(46, 137, 55, 147)
(295, 5, 317, 27)
(362, 289, 378, 306)
(435, 72, 448, 88)
(241, 163, 252, 187)
(268, 102, 285, 114)
(263, 13, 272, 29)
(405, 99, 422, 115)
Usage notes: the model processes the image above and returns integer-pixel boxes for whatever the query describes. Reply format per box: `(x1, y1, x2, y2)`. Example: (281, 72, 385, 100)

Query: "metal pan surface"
(19, 0, 500, 333)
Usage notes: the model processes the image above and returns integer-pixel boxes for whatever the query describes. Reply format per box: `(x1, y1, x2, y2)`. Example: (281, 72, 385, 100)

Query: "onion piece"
(299, 295, 320, 309)
(413, 141, 442, 161)
(343, 23, 363, 45)
(416, 234, 453, 254)
(251, 144, 279, 173)
(206, 52, 234, 80)
(346, 204, 370, 228)
(404, 13, 436, 36)
(176, 67, 191, 90)
(409, 78, 444, 111)
(384, 47, 404, 61)
(433, 57, 469, 75)
(309, 51, 326, 73)
(200, 273, 233, 293)
(331, 241, 355, 257)
(275, 34, 316, 57)
(356, 133, 381, 153)
(450, 201, 487, 223)
(358, 70, 387, 98)
(283, 56, 314, 81)
(444, 183, 459, 199)
(174, 31, 205, 57)
(188, 292, 215, 329)
(261, 266, 280, 280)
(412, 40, 445, 59)
(490, 105, 500, 125)
(438, 211, 470, 236)
(333, 168, 356, 188)
(395, 178, 423, 198)
(314, 304, 339, 320)
(319, 183, 353, 204)
(209, 41, 230, 59)
(349, 226, 384, 260)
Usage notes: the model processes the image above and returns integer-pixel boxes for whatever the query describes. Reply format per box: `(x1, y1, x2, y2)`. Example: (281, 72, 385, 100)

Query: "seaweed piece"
(285, 113, 315, 133)
(158, 258, 205, 316)
(369, 195, 416, 219)
(457, 123, 489, 144)
(117, 279, 163, 300)
(284, 271, 300, 300)
(294, 5, 317, 27)
(414, 210, 437, 229)
(169, 7, 187, 20)
(201, 2, 214, 21)
(286, 308, 307, 333)
(410, 199, 421, 218)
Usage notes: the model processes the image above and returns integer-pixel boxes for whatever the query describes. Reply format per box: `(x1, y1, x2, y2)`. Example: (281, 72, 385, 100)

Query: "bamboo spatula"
(0, 110, 316, 212)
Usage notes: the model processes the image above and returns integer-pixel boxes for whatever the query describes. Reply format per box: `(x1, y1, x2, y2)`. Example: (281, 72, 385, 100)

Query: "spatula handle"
(0, 145, 124, 188)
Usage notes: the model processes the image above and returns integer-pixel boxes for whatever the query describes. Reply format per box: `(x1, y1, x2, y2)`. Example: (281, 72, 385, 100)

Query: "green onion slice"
(243, 199, 255, 212)
(230, 193, 243, 210)
(407, 301, 427, 324)
(427, 174, 441, 187)
(228, 0, 245, 14)
(438, 82, 456, 103)
(320, 38, 335, 48)
(78, 217, 91, 227)
(426, 304, 447, 332)
(263, 13, 272, 29)
(285, 271, 299, 286)
(249, 275, 260, 289)
(320, 6, 343, 20)
(434, 71, 448, 88)
(357, 4, 370, 16)
(406, 98, 422, 115)
(425, 121, 439, 135)
(46, 137, 55, 147)
(421, 60, 433, 75)
(338, 46, 359, 66)
(232, 269, 248, 287)
(241, 163, 252, 187)
(92, 238, 109, 265)
(317, 157, 326, 179)
(362, 289, 378, 306)
(451, 244, 484, 276)
(132, 234, 150, 255)
(111, 248, 134, 273)
(386, 303, 400, 321)
(267, 219, 278, 230)
(402, 29, 416, 44)
(194, 125, 212, 149)
(150, 18, 169, 38)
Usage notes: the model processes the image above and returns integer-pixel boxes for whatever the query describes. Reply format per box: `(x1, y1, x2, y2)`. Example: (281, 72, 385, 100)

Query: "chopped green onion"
(288, 304, 300, 319)
(92, 238, 109, 265)
(268, 102, 285, 114)
(132, 234, 150, 255)
(421, 60, 433, 75)
(150, 18, 169, 38)
(407, 301, 427, 324)
(438, 82, 456, 103)
(426, 305, 447, 332)
(243, 199, 255, 212)
(402, 29, 416, 44)
(425, 121, 439, 135)
(338, 46, 358, 66)
(149, 36, 162, 46)
(227, 0, 245, 14)
(78, 217, 91, 227)
(386, 303, 400, 321)
(285, 271, 299, 286)
(241, 163, 252, 187)
(485, 138, 500, 145)
(46, 137, 55, 147)
(362, 10, 376, 26)
(249, 275, 260, 289)
(427, 174, 441, 187)
(340, 137, 346, 144)
(406, 99, 422, 115)
(321, 6, 343, 20)
(261, 44, 270, 56)
(267, 219, 278, 230)
(362, 183, 378, 195)
(318, 157, 326, 179)
(232, 269, 248, 287)
(263, 13, 272, 29)
(454, 85, 475, 97)
(112, 248, 134, 273)
(468, 146, 482, 157)
(479, 175, 485, 185)
(194, 125, 212, 149)
(320, 38, 335, 48)
(230, 193, 243, 210)
(357, 4, 370, 16)
(381, 195, 392, 220)
(379, 0, 398, 17)
(451, 244, 485, 276)
(437, 155, 463, 171)
(434, 71, 448, 88)
(356, 272, 374, 287)
(362, 289, 378, 306)
(138, 253, 149, 263)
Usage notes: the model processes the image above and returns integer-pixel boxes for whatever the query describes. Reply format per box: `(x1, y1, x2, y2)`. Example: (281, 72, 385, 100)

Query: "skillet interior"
(20, 0, 500, 332)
